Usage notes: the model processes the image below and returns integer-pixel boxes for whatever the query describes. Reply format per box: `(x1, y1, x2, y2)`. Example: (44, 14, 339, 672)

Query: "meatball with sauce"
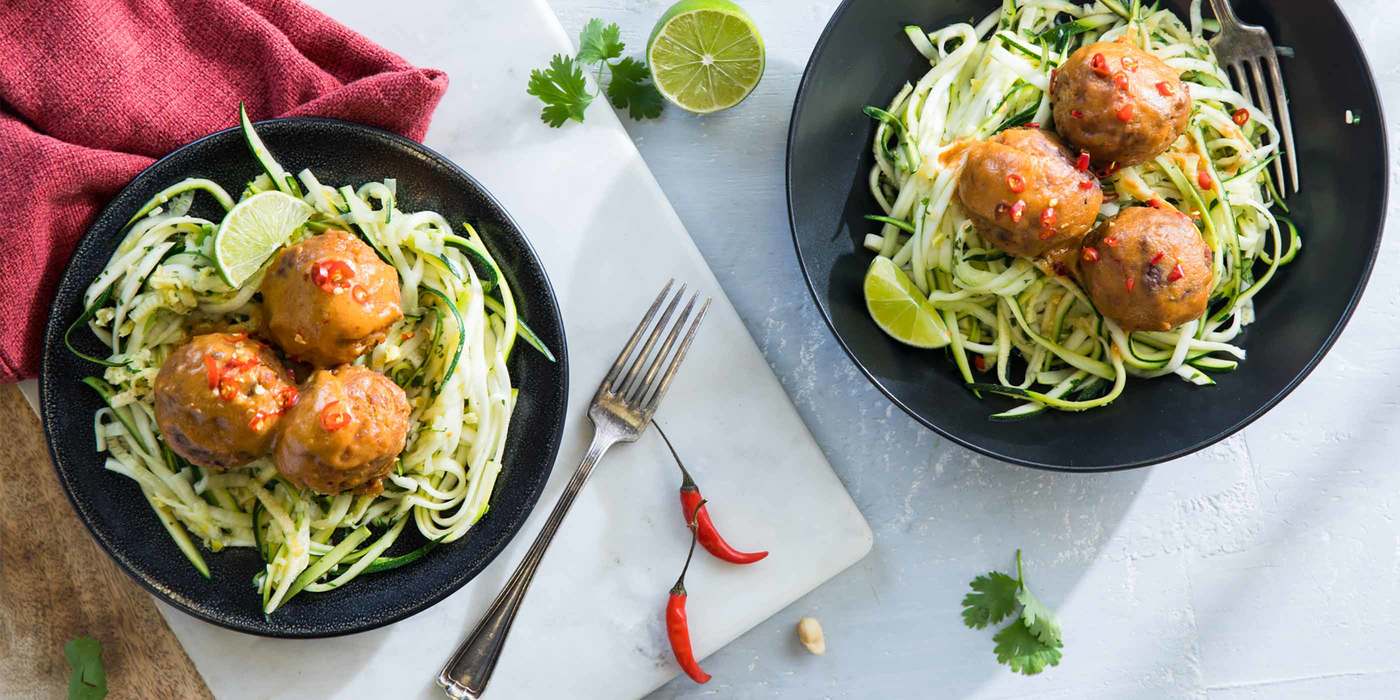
(154, 333, 298, 469)
(1077, 206, 1213, 332)
(273, 365, 411, 495)
(957, 127, 1103, 259)
(1051, 40, 1191, 167)
(261, 230, 403, 367)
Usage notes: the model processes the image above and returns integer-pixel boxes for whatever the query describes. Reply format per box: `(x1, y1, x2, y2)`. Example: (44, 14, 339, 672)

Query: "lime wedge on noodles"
(864, 256, 950, 349)
(213, 191, 312, 287)
(647, 0, 765, 114)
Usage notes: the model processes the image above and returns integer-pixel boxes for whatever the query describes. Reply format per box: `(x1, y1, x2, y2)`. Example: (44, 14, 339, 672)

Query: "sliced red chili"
(278, 385, 299, 412)
(1025, 122, 1041, 129)
(204, 355, 222, 390)
(1081, 247, 1100, 263)
(1125, 275, 1136, 292)
(1116, 103, 1135, 122)
(1168, 263, 1185, 282)
(1232, 108, 1249, 125)
(351, 285, 369, 304)
(1040, 207, 1057, 228)
(1156, 81, 1175, 97)
(973, 355, 988, 372)
(1150, 251, 1165, 265)
(1149, 198, 1166, 209)
(1009, 200, 1027, 223)
(310, 259, 355, 294)
(319, 400, 351, 432)
(1078, 179, 1095, 191)
(1104, 235, 1119, 248)
(1006, 173, 1027, 193)
(218, 376, 240, 402)
(1071, 109, 1085, 120)
(1090, 52, 1110, 76)
(1121, 56, 1139, 72)
(248, 411, 273, 432)
(1197, 168, 1213, 190)
(1113, 72, 1129, 90)
(1076, 151, 1091, 172)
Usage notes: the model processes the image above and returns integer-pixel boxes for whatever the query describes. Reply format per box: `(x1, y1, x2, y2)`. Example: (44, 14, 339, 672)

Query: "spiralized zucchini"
(864, 0, 1299, 417)
(73, 120, 548, 612)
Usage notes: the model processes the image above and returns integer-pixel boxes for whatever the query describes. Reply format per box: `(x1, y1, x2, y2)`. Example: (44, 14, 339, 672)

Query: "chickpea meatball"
(261, 230, 403, 367)
(957, 127, 1103, 258)
(1051, 40, 1190, 167)
(273, 365, 411, 495)
(1078, 206, 1213, 332)
(154, 333, 297, 469)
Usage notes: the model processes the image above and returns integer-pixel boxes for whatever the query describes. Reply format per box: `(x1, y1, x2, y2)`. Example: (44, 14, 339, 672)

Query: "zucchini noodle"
(864, 0, 1299, 417)
(71, 118, 550, 612)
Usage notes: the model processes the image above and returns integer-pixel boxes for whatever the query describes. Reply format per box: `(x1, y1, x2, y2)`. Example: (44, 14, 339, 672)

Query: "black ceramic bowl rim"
(39, 118, 569, 636)
(786, 0, 1388, 472)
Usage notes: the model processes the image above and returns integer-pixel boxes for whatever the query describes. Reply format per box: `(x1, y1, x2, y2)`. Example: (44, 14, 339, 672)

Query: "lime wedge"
(864, 257, 951, 349)
(212, 191, 312, 287)
(647, 0, 765, 114)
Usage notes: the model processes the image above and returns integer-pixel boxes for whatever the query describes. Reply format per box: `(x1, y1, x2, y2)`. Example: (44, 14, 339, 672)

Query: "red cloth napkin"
(0, 0, 448, 383)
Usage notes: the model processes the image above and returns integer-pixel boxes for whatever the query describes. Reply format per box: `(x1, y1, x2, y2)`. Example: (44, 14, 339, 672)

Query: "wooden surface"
(0, 384, 211, 700)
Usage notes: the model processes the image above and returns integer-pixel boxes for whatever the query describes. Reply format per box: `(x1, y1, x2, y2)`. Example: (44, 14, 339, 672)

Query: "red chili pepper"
(1125, 275, 1136, 292)
(319, 400, 351, 431)
(1006, 173, 1026, 193)
(1232, 108, 1249, 125)
(1121, 56, 1139, 72)
(1149, 198, 1166, 209)
(1071, 109, 1085, 120)
(1168, 263, 1185, 282)
(351, 285, 369, 304)
(204, 355, 222, 390)
(1156, 81, 1175, 97)
(667, 501, 712, 685)
(1025, 122, 1041, 129)
(1150, 251, 1165, 265)
(1076, 151, 1091, 172)
(973, 354, 988, 372)
(278, 385, 299, 412)
(1081, 247, 1100, 263)
(248, 411, 273, 432)
(1197, 168, 1213, 190)
(218, 376, 240, 402)
(1078, 179, 1095, 191)
(1116, 103, 1135, 122)
(310, 259, 355, 294)
(1104, 235, 1119, 248)
(1112, 72, 1129, 90)
(1009, 200, 1026, 223)
(1040, 207, 1057, 228)
(1090, 52, 1109, 76)
(657, 423, 768, 565)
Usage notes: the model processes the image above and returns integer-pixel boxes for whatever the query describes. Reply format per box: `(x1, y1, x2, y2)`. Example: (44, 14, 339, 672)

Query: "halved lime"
(864, 256, 950, 349)
(212, 191, 312, 287)
(647, 0, 764, 114)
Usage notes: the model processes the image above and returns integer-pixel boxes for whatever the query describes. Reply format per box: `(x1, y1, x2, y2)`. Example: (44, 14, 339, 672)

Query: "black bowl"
(39, 119, 569, 636)
(788, 0, 1387, 470)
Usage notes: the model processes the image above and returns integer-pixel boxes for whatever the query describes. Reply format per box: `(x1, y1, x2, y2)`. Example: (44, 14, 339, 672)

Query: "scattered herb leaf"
(65, 637, 107, 700)
(527, 17, 665, 126)
(962, 549, 1063, 676)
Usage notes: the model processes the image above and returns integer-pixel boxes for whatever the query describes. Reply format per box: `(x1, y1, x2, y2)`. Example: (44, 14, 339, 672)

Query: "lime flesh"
(647, 0, 765, 114)
(213, 191, 312, 287)
(864, 256, 951, 349)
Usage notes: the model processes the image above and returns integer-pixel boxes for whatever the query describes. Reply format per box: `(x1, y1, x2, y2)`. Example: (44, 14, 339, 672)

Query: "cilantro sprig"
(527, 18, 664, 127)
(961, 550, 1063, 676)
(65, 637, 107, 700)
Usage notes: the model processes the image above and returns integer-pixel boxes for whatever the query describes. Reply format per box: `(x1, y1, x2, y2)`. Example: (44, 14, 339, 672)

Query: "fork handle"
(437, 429, 619, 699)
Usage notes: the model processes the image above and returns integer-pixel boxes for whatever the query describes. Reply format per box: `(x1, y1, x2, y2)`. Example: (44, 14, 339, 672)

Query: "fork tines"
(1209, 0, 1299, 197)
(600, 280, 711, 414)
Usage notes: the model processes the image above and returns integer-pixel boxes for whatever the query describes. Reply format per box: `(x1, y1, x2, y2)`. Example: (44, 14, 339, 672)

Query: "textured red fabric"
(0, 0, 448, 382)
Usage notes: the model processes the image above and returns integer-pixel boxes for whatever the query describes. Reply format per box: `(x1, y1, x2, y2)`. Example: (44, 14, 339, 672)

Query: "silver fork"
(1207, 0, 1299, 195)
(437, 280, 711, 699)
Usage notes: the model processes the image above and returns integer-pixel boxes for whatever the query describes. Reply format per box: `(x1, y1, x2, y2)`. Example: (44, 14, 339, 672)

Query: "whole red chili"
(656, 423, 769, 565)
(668, 501, 711, 685)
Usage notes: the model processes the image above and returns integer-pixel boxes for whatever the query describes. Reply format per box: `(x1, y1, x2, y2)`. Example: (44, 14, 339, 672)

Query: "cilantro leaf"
(992, 618, 1063, 676)
(605, 58, 665, 120)
(527, 54, 594, 127)
(1016, 584, 1062, 645)
(577, 19, 625, 65)
(961, 571, 1020, 629)
(65, 637, 107, 700)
